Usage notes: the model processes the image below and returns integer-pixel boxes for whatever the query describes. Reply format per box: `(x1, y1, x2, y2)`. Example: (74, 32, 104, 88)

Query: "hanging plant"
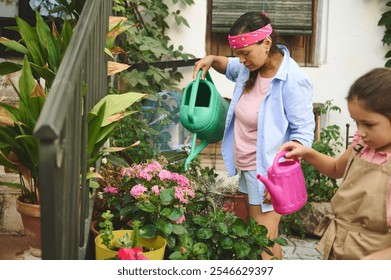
(378, 0, 391, 67)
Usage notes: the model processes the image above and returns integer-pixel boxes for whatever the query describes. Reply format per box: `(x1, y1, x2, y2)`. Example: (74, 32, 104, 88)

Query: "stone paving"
(1, 233, 322, 260)
(281, 235, 322, 260)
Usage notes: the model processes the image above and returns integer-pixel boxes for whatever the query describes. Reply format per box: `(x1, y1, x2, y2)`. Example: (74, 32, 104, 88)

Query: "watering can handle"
(188, 71, 214, 123)
(273, 150, 299, 166)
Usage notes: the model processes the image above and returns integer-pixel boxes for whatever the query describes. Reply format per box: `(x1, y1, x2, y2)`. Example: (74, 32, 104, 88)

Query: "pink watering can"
(256, 151, 307, 215)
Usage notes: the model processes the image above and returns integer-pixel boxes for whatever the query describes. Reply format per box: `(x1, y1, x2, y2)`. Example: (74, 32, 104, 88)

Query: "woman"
(193, 11, 315, 259)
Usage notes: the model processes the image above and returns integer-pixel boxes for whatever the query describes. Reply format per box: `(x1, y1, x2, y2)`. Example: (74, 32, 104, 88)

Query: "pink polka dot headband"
(228, 24, 272, 49)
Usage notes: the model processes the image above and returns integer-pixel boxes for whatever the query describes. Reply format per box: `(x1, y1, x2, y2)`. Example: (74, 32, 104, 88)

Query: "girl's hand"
(279, 141, 308, 159)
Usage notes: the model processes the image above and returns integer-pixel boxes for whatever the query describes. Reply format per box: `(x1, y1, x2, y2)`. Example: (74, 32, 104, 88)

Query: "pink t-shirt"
(351, 133, 391, 228)
(234, 75, 272, 170)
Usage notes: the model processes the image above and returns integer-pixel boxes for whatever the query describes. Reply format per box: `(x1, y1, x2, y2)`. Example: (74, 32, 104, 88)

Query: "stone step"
(0, 168, 24, 234)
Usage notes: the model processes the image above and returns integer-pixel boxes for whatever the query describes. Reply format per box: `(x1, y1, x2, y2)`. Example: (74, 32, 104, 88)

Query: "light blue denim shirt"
(222, 45, 315, 182)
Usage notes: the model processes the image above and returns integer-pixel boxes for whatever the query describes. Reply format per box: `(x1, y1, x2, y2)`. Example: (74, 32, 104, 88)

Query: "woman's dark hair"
(347, 68, 391, 122)
(229, 12, 282, 92)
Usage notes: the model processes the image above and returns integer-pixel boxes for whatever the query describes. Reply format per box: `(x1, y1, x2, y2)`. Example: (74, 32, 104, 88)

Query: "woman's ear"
(263, 36, 272, 47)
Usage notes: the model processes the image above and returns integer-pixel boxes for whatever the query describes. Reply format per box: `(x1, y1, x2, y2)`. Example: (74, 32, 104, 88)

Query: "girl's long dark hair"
(229, 12, 282, 92)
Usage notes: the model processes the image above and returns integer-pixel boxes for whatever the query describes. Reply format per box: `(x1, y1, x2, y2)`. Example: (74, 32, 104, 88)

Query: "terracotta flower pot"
(15, 197, 41, 258)
(95, 230, 166, 260)
(224, 193, 248, 223)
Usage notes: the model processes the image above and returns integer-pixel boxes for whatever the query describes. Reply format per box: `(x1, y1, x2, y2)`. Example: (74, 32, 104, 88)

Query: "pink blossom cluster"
(115, 160, 196, 225)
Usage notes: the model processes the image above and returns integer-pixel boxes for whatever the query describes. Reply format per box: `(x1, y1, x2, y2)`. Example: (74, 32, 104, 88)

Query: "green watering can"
(180, 70, 229, 170)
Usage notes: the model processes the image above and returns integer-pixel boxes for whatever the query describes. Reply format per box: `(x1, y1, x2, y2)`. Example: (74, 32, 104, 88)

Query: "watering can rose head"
(99, 157, 196, 237)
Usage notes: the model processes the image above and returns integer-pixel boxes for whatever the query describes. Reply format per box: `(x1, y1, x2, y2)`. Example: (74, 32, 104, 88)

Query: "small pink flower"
(158, 170, 172, 180)
(103, 186, 118, 194)
(151, 185, 160, 196)
(171, 173, 190, 187)
(223, 201, 233, 212)
(130, 184, 147, 197)
(174, 187, 188, 204)
(118, 247, 148, 260)
(175, 214, 186, 224)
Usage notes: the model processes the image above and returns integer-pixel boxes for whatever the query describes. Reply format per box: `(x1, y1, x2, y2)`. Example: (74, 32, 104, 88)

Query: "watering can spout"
(184, 134, 209, 171)
(256, 174, 282, 199)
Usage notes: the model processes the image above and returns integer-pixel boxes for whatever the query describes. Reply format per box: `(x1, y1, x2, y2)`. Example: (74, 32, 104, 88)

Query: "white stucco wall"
(168, 0, 389, 149)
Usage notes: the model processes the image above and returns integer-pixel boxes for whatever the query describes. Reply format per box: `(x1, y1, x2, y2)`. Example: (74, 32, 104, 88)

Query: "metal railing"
(34, 0, 112, 260)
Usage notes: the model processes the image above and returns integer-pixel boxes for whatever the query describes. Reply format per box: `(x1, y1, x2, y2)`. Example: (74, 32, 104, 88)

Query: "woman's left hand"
(263, 189, 272, 204)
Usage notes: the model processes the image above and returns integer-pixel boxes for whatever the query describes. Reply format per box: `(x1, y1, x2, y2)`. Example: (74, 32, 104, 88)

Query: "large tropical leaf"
(87, 102, 106, 157)
(18, 57, 45, 128)
(0, 38, 29, 55)
(89, 92, 145, 126)
(36, 13, 61, 72)
(0, 61, 22, 75)
(16, 13, 46, 67)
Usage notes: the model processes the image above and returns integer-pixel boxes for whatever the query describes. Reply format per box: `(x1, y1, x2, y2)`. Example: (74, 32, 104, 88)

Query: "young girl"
(280, 68, 391, 260)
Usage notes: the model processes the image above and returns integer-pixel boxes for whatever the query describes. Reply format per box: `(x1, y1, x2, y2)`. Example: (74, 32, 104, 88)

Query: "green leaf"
(87, 102, 106, 158)
(36, 13, 61, 72)
(273, 236, 289, 246)
(16, 14, 46, 67)
(30, 63, 56, 86)
(60, 20, 73, 52)
(0, 62, 22, 75)
(168, 251, 187, 260)
(0, 180, 22, 190)
(171, 224, 187, 235)
(192, 215, 209, 227)
(139, 224, 156, 238)
(233, 241, 251, 258)
(254, 234, 272, 246)
(167, 207, 183, 222)
(0, 39, 29, 55)
(192, 242, 208, 255)
(155, 219, 172, 236)
(231, 220, 249, 237)
(89, 92, 145, 126)
(137, 202, 157, 213)
(179, 233, 193, 249)
(196, 228, 213, 240)
(215, 222, 228, 234)
(219, 237, 234, 249)
(159, 188, 174, 205)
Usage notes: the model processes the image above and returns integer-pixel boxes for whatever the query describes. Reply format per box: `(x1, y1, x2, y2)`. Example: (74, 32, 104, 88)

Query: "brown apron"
(317, 145, 391, 260)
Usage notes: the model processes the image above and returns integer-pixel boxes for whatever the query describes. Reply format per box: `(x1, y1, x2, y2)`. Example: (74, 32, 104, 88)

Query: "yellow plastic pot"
(95, 230, 166, 260)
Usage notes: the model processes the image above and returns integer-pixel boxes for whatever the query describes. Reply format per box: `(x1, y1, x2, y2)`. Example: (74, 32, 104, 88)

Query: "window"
(206, 0, 318, 66)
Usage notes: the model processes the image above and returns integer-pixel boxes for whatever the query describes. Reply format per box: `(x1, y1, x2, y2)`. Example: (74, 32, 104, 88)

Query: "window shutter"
(212, 0, 313, 35)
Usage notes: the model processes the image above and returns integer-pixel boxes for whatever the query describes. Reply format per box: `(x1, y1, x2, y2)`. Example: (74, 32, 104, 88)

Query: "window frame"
(205, 0, 319, 67)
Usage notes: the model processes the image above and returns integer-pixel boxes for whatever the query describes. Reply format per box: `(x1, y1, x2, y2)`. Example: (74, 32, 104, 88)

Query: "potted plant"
(0, 11, 145, 257)
(168, 211, 287, 260)
(94, 210, 166, 260)
(95, 156, 197, 253)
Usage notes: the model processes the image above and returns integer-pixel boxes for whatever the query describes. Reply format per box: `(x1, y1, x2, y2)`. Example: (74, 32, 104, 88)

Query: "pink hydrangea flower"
(158, 169, 172, 180)
(130, 184, 147, 197)
(103, 186, 118, 194)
